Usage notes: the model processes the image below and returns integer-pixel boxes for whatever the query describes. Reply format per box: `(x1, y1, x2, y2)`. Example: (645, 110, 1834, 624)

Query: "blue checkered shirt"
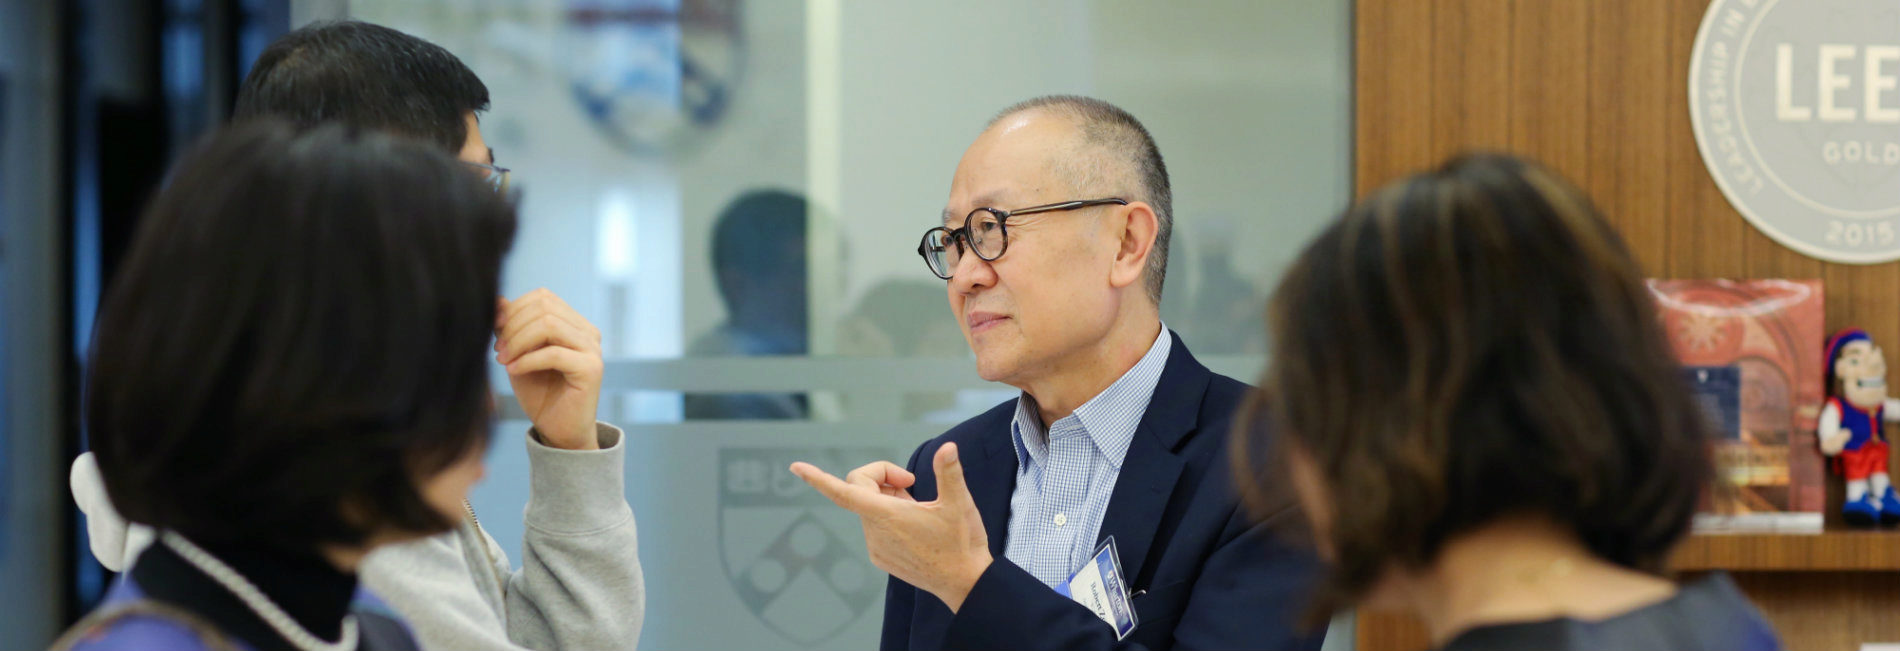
(1004, 326, 1173, 587)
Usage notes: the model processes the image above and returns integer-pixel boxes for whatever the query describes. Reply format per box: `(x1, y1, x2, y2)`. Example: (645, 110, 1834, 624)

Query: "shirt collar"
(1013, 325, 1173, 472)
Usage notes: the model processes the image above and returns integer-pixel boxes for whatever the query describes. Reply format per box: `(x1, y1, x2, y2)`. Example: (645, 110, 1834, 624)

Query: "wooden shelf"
(1670, 530, 1900, 571)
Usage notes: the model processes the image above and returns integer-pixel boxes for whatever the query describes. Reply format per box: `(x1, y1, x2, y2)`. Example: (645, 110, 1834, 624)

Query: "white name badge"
(1053, 536, 1139, 640)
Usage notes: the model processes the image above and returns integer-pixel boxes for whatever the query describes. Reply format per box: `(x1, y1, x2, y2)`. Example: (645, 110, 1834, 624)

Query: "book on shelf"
(1649, 279, 1825, 534)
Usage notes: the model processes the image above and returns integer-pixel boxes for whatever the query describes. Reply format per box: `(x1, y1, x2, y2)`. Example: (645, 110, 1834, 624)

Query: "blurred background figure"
(836, 280, 961, 360)
(1233, 154, 1782, 651)
(685, 189, 812, 420)
(1162, 218, 1266, 355)
(835, 279, 971, 420)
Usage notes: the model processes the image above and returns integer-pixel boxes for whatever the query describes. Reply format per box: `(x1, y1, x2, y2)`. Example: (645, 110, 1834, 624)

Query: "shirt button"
(1054, 513, 1068, 527)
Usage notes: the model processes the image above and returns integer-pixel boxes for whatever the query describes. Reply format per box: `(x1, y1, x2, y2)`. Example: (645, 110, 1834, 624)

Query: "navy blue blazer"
(881, 334, 1325, 651)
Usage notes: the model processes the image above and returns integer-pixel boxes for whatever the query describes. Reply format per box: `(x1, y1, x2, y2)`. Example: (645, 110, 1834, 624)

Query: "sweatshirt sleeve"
(503, 421, 646, 651)
(361, 531, 523, 651)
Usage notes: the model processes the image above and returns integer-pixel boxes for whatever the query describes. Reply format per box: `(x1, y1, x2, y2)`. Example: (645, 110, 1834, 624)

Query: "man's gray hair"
(989, 95, 1173, 304)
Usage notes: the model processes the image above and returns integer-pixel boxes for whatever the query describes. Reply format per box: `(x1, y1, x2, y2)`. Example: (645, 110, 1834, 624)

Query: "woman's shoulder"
(56, 608, 248, 651)
(352, 588, 423, 651)
(52, 574, 242, 651)
(56, 581, 421, 651)
(1659, 572, 1782, 650)
(1444, 573, 1782, 651)
(59, 599, 421, 651)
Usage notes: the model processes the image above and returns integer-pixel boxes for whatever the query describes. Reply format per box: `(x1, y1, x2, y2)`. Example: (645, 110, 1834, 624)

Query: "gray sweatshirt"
(70, 422, 645, 651)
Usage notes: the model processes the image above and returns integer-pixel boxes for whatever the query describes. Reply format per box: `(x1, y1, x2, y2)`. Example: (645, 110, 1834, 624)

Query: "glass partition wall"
(321, 1, 1350, 647)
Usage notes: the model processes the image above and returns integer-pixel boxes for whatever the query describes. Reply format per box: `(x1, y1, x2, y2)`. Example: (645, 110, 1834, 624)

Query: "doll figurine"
(1821, 328, 1900, 526)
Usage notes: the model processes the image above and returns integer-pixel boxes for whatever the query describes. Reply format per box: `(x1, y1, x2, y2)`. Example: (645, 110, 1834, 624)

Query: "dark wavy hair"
(87, 121, 516, 552)
(1233, 153, 1713, 615)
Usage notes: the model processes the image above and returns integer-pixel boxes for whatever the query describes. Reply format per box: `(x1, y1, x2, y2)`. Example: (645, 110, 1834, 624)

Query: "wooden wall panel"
(1725, 572, 1900, 651)
(1355, 0, 1900, 649)
(1355, 0, 1434, 185)
(1357, 0, 1898, 339)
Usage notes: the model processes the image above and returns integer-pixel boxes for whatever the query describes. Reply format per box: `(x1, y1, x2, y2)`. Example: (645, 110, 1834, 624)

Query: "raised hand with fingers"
(496, 288, 604, 450)
(846, 460, 919, 501)
(790, 443, 992, 612)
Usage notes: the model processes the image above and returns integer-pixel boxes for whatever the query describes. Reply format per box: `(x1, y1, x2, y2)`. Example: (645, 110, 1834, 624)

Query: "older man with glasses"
(792, 96, 1325, 651)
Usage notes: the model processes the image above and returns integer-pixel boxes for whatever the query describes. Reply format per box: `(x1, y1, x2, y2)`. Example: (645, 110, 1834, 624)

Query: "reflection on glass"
(1164, 218, 1266, 355)
(685, 189, 810, 420)
(837, 279, 976, 421)
(837, 280, 960, 358)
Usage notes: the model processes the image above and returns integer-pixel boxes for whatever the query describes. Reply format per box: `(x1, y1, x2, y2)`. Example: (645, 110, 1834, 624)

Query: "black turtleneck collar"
(132, 535, 359, 651)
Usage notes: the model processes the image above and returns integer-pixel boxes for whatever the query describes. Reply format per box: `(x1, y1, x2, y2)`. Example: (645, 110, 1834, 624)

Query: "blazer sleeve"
(880, 442, 930, 650)
(940, 505, 1324, 651)
(1168, 506, 1325, 651)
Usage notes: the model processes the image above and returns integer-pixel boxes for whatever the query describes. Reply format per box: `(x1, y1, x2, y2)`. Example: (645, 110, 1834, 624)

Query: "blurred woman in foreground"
(54, 121, 515, 651)
(1235, 154, 1782, 650)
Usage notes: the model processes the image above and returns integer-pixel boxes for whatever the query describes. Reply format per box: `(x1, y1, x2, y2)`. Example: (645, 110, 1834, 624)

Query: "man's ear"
(1108, 202, 1158, 291)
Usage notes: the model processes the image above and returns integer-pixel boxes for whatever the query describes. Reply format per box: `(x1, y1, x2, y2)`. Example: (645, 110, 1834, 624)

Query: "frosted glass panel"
(327, 1, 1351, 648)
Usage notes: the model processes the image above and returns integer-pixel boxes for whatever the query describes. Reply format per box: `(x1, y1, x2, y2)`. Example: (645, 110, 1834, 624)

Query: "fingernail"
(944, 444, 958, 463)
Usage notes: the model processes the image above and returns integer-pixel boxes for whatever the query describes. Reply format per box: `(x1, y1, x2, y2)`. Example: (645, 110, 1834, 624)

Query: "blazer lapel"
(974, 426, 1019, 557)
(1095, 333, 1209, 586)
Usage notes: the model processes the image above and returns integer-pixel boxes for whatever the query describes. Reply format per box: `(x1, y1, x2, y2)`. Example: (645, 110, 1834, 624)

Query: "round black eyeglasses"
(917, 198, 1128, 279)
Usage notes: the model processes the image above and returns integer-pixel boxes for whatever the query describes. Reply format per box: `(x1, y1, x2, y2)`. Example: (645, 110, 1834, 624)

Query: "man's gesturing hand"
(790, 443, 992, 612)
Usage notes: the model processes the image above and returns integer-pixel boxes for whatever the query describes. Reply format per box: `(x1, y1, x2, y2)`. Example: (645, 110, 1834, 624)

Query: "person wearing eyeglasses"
(67, 21, 641, 651)
(789, 96, 1325, 651)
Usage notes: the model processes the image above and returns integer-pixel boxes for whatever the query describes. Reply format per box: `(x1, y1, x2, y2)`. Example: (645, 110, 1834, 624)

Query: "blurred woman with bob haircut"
(1233, 153, 1782, 650)
(54, 121, 515, 651)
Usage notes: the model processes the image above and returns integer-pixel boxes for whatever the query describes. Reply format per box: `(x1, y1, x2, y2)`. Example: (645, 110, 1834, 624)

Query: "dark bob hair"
(1233, 153, 1713, 612)
(87, 121, 517, 552)
(235, 20, 490, 153)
